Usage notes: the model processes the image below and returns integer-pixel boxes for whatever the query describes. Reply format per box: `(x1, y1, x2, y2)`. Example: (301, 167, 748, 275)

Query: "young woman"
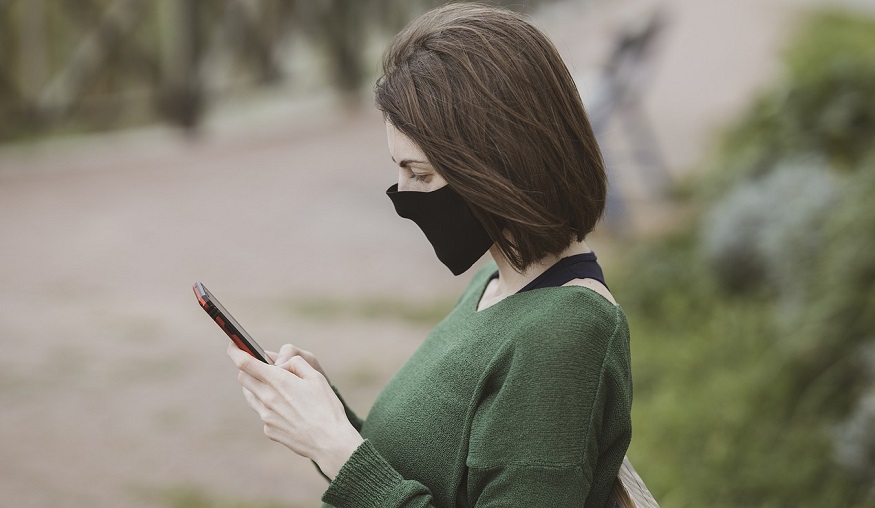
(227, 4, 632, 507)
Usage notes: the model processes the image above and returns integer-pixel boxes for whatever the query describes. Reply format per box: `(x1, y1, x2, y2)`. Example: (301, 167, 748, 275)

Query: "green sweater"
(322, 265, 632, 508)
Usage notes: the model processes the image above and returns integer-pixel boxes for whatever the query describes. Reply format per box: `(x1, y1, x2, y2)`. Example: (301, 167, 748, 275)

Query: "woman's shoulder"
(500, 286, 629, 362)
(520, 283, 625, 331)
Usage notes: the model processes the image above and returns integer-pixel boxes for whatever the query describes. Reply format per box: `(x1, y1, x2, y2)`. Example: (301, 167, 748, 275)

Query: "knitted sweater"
(322, 265, 632, 508)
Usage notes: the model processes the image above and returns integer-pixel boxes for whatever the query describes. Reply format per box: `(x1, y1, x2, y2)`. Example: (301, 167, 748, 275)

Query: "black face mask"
(387, 183, 494, 275)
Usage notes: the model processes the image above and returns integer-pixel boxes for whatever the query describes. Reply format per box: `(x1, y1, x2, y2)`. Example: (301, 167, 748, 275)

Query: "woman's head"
(375, 2, 607, 272)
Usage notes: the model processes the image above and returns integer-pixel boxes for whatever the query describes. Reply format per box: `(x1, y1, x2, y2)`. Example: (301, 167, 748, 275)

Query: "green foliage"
(700, 158, 838, 297)
(702, 9, 875, 197)
(787, 157, 875, 419)
(617, 231, 873, 508)
(784, 11, 875, 82)
(622, 8, 875, 506)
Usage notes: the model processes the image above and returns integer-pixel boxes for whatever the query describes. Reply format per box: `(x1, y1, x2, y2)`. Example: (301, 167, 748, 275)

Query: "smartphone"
(193, 281, 273, 364)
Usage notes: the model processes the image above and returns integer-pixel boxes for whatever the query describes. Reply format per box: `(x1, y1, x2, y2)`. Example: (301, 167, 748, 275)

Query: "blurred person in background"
(227, 3, 632, 507)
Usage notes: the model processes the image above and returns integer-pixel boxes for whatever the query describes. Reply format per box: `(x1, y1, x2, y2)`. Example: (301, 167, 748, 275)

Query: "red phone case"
(193, 282, 272, 364)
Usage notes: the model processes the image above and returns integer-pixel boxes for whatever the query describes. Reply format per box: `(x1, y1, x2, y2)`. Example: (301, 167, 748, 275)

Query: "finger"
(274, 344, 297, 365)
(238, 365, 300, 413)
(228, 343, 275, 384)
(281, 355, 320, 381)
(241, 386, 267, 415)
(237, 368, 272, 399)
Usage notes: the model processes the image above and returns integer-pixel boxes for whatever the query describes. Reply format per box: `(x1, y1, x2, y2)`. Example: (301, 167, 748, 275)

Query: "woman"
(228, 3, 632, 507)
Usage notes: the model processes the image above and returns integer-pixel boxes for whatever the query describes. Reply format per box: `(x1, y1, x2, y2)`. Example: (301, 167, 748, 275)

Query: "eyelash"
(402, 166, 431, 183)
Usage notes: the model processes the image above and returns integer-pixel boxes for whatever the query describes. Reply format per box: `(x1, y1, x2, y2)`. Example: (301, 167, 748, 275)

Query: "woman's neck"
(478, 240, 591, 311)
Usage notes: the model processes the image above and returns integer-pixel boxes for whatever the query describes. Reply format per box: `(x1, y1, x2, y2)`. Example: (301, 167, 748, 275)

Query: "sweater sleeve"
(322, 439, 438, 507)
(322, 298, 632, 508)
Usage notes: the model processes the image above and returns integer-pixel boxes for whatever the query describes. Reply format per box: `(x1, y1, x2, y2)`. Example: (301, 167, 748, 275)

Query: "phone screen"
(193, 282, 272, 364)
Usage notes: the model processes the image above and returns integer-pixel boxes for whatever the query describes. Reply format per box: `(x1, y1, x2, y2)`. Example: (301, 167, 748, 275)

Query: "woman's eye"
(411, 173, 432, 183)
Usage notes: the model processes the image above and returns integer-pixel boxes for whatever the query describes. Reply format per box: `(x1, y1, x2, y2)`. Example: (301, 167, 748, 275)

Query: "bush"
(700, 157, 838, 302)
(618, 230, 870, 508)
(622, 8, 875, 507)
(702, 10, 875, 197)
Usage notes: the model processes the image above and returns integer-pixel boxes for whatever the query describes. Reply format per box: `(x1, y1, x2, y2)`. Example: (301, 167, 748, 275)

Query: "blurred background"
(1, 0, 874, 506)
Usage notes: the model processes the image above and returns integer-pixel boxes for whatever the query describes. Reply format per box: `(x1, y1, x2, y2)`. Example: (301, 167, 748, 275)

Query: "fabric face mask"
(387, 183, 494, 275)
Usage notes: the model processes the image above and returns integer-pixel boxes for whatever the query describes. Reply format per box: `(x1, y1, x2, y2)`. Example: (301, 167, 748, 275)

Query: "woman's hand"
(269, 344, 330, 383)
(227, 343, 363, 479)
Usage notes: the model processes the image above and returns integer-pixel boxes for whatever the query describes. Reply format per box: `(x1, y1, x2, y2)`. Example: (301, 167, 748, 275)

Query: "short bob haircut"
(375, 2, 607, 272)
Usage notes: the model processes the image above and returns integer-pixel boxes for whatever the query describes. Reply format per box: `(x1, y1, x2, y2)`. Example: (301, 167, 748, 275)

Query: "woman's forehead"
(386, 122, 427, 162)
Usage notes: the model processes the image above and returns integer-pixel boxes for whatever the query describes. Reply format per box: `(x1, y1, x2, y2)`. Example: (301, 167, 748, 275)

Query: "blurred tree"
(706, 10, 875, 189)
(156, 0, 204, 129)
(294, 0, 370, 101)
(0, 0, 563, 140)
(0, 1, 32, 140)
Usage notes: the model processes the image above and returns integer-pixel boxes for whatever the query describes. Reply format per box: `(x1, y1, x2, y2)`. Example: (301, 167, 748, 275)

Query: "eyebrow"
(391, 156, 429, 167)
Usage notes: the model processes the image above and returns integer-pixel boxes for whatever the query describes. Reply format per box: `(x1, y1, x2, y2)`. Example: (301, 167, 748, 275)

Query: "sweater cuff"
(322, 439, 405, 508)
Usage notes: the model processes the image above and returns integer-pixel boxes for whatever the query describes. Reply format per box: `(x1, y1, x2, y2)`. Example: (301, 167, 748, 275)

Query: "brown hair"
(375, 2, 607, 272)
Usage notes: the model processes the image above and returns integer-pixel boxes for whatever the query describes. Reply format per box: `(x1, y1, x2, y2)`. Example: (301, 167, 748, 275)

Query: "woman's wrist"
(316, 427, 365, 480)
